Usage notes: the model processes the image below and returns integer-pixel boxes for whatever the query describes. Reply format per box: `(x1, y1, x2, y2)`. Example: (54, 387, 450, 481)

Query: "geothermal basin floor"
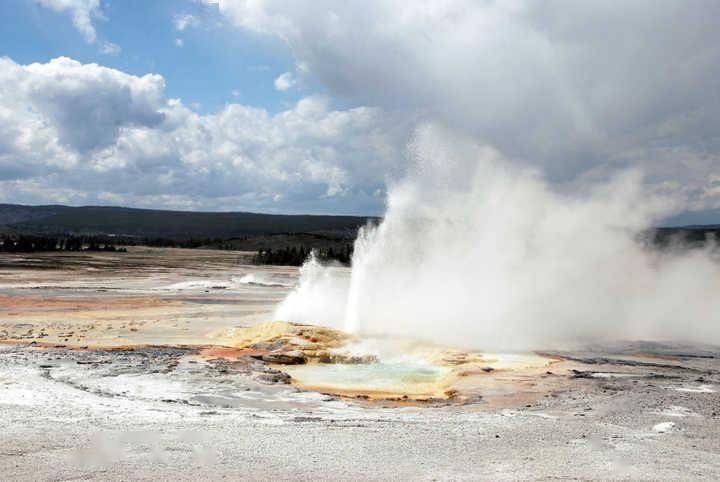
(1, 249, 720, 480)
(2, 342, 720, 480)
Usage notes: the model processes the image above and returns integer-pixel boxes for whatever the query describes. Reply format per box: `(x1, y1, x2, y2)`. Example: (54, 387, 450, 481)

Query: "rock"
(444, 389, 459, 399)
(254, 371, 292, 384)
(252, 351, 307, 365)
(314, 350, 333, 363)
(252, 340, 286, 351)
(293, 416, 322, 422)
(315, 351, 378, 364)
(345, 354, 378, 364)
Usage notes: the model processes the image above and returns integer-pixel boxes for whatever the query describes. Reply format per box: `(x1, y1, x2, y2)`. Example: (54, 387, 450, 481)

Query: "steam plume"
(276, 125, 720, 349)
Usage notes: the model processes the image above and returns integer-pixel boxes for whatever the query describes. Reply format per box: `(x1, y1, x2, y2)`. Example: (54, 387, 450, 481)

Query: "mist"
(276, 124, 720, 350)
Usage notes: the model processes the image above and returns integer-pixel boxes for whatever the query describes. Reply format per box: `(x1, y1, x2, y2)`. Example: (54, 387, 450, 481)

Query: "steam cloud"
(276, 125, 720, 350)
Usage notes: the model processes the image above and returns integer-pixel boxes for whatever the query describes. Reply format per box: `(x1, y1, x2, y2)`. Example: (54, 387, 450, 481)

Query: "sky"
(0, 1, 719, 222)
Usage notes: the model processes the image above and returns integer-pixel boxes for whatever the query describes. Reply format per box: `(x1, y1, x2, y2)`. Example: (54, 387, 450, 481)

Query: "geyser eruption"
(274, 251, 350, 327)
(276, 125, 720, 350)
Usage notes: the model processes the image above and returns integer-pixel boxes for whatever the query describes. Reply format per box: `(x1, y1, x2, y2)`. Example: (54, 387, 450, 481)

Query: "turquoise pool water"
(281, 361, 450, 396)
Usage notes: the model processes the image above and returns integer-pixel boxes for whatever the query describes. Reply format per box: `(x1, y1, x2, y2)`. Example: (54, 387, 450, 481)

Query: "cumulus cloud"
(99, 41, 121, 55)
(12, 3, 720, 217)
(174, 13, 198, 31)
(274, 72, 295, 92)
(209, 0, 720, 215)
(38, 0, 102, 43)
(1, 57, 165, 152)
(0, 57, 405, 213)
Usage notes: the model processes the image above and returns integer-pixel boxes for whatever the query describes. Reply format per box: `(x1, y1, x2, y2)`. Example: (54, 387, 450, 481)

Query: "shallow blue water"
(283, 362, 449, 394)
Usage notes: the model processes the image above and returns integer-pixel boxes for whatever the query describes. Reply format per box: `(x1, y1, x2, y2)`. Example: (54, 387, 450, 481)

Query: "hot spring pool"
(280, 362, 451, 399)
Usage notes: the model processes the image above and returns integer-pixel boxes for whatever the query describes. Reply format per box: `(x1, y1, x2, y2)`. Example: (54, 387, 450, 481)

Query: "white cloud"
(0, 57, 165, 152)
(273, 72, 295, 92)
(175, 38, 184, 47)
(174, 13, 198, 31)
(38, 0, 101, 43)
(100, 41, 121, 55)
(12, 2, 720, 217)
(210, 0, 720, 214)
(0, 57, 406, 213)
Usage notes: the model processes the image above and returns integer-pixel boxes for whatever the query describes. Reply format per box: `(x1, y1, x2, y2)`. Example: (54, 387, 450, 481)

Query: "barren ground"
(1, 248, 719, 480)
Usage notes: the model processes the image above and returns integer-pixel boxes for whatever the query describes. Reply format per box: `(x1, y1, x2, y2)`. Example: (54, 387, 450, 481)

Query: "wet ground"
(1, 249, 720, 480)
(0, 247, 294, 346)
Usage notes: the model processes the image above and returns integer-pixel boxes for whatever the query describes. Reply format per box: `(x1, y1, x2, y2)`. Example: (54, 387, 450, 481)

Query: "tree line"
(0, 233, 355, 266)
(115, 237, 219, 248)
(252, 245, 353, 266)
(0, 235, 126, 253)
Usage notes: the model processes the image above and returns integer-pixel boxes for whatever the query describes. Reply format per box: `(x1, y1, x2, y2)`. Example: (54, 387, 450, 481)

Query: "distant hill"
(0, 204, 375, 241)
(2, 203, 719, 249)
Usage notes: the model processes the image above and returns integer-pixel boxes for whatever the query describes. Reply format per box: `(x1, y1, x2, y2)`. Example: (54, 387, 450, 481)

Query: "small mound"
(206, 321, 371, 363)
(207, 320, 349, 348)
